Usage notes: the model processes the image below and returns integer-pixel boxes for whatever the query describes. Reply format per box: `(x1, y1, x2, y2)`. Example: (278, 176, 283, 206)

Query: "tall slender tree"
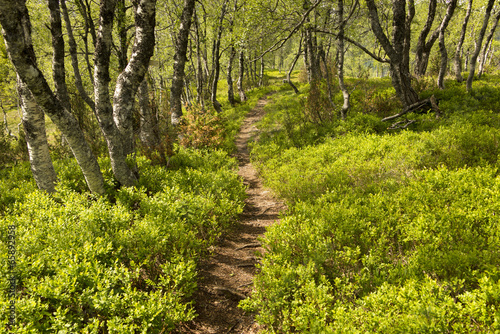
(466, 0, 495, 92)
(414, 0, 457, 77)
(210, 0, 230, 113)
(453, 0, 473, 83)
(17, 76, 58, 192)
(478, 8, 500, 78)
(0, 0, 105, 194)
(170, 0, 197, 126)
(365, 0, 419, 107)
(237, 50, 247, 102)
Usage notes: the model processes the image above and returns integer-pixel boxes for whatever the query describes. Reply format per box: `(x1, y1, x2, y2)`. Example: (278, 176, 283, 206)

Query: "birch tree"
(93, 0, 157, 187)
(413, 0, 457, 78)
(453, 0, 473, 83)
(0, 0, 105, 194)
(477, 8, 500, 78)
(466, 0, 495, 92)
(170, 0, 196, 126)
(17, 76, 58, 193)
(365, 0, 419, 107)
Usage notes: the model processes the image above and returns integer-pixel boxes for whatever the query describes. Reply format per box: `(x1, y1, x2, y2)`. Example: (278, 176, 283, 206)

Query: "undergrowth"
(0, 149, 245, 332)
(242, 75, 500, 332)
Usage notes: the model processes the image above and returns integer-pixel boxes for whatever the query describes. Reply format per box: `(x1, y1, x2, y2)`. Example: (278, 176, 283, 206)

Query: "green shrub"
(0, 162, 36, 214)
(242, 167, 500, 332)
(252, 120, 500, 205)
(244, 78, 500, 331)
(0, 149, 245, 332)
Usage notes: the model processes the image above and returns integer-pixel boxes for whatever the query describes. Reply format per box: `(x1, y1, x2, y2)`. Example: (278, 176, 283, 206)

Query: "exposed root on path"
(175, 94, 286, 333)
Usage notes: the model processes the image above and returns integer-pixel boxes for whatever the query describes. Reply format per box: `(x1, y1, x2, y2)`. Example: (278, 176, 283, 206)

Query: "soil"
(175, 94, 286, 333)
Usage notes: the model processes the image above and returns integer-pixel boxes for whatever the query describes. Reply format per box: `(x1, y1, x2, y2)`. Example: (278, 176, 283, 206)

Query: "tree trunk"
(478, 9, 500, 78)
(463, 49, 468, 71)
(259, 55, 264, 87)
(170, 0, 196, 126)
(138, 78, 160, 150)
(319, 45, 335, 111)
(211, 0, 229, 113)
(237, 50, 247, 102)
(287, 41, 302, 94)
(227, 47, 236, 106)
(453, 0, 473, 83)
(252, 53, 257, 83)
(437, 30, 447, 89)
(115, 0, 129, 72)
(193, 9, 205, 108)
(61, 0, 95, 111)
(48, 0, 71, 112)
(0, 0, 105, 194)
(466, 0, 495, 92)
(365, 0, 419, 107)
(113, 0, 157, 162)
(337, 0, 350, 119)
(413, 0, 437, 77)
(414, 0, 457, 77)
(304, 27, 320, 82)
(76, 0, 96, 84)
(94, 0, 137, 187)
(17, 77, 57, 193)
(226, 0, 238, 106)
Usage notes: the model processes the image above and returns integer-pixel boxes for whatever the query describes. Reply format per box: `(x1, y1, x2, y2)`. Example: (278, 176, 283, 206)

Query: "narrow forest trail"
(176, 94, 286, 333)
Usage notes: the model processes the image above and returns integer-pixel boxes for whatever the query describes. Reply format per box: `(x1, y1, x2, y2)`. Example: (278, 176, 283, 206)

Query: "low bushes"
(242, 76, 500, 332)
(242, 167, 500, 332)
(0, 149, 245, 333)
(252, 122, 500, 204)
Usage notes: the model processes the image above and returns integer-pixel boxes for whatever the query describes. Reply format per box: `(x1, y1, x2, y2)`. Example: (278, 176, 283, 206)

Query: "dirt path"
(175, 94, 286, 333)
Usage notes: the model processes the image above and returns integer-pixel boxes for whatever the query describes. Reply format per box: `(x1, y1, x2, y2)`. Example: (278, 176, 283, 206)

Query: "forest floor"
(175, 94, 286, 333)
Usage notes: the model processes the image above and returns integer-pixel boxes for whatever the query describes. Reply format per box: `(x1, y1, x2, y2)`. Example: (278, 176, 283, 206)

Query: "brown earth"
(175, 94, 286, 333)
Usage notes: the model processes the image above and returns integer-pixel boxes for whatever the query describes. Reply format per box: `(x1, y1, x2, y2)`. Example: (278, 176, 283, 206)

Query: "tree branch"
(314, 28, 389, 63)
(250, 0, 323, 62)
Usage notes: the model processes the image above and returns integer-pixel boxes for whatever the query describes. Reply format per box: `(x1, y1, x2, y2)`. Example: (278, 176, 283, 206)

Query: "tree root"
(235, 243, 261, 251)
(214, 286, 247, 300)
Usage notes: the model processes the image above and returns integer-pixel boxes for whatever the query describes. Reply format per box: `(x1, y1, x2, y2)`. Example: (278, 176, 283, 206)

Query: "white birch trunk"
(0, 0, 105, 194)
(17, 77, 57, 193)
(466, 0, 495, 92)
(113, 0, 157, 157)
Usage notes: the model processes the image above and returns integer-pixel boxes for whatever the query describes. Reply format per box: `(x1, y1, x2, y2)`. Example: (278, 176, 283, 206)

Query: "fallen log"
(382, 95, 441, 124)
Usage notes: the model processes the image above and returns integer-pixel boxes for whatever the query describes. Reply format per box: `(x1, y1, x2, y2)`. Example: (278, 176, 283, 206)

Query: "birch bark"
(237, 50, 247, 102)
(437, 30, 447, 89)
(365, 0, 419, 107)
(17, 76, 57, 193)
(210, 0, 229, 113)
(113, 0, 157, 157)
(337, 0, 350, 119)
(478, 9, 500, 78)
(227, 47, 236, 106)
(170, 0, 196, 126)
(0, 0, 104, 194)
(93, 0, 137, 187)
(48, 0, 71, 112)
(453, 0, 473, 82)
(413, 0, 456, 77)
(466, 0, 494, 92)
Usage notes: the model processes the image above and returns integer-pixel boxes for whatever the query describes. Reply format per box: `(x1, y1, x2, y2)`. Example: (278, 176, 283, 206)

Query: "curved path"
(176, 94, 286, 333)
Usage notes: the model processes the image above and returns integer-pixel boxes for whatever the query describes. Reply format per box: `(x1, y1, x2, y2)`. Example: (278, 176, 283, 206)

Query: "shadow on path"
(175, 94, 286, 333)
